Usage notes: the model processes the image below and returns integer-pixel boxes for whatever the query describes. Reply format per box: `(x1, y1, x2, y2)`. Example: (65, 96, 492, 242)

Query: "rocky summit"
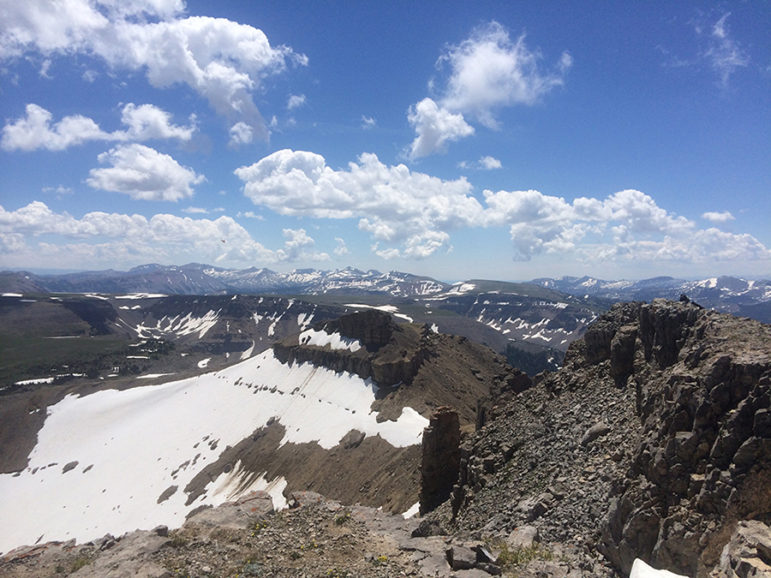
(428, 299, 771, 577)
(1, 300, 769, 577)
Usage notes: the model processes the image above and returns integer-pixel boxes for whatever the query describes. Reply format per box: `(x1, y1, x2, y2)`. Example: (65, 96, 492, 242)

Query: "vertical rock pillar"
(419, 406, 461, 515)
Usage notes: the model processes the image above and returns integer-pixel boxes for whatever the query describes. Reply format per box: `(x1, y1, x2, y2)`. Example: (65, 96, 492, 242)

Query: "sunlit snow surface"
(344, 303, 414, 322)
(0, 350, 428, 554)
(629, 558, 688, 578)
(299, 328, 362, 352)
(133, 310, 220, 339)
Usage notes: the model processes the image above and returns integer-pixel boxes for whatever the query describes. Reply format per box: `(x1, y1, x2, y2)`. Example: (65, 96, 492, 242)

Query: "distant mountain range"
(0, 263, 446, 298)
(1, 265, 768, 371)
(2, 263, 769, 309)
(533, 274, 771, 322)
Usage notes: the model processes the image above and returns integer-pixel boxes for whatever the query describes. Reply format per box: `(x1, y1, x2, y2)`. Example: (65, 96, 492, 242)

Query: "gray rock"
(714, 520, 771, 577)
(506, 525, 540, 550)
(446, 544, 477, 570)
(580, 422, 611, 446)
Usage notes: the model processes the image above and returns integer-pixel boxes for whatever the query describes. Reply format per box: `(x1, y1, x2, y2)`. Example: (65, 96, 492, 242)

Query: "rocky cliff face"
(273, 309, 429, 386)
(419, 407, 461, 515)
(435, 299, 770, 577)
(602, 301, 771, 576)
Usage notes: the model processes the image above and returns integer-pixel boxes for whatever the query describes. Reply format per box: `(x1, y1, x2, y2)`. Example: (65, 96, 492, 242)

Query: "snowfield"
(0, 350, 429, 555)
(299, 328, 362, 352)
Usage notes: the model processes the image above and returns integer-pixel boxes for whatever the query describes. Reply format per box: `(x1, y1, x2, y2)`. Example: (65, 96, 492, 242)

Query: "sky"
(0, 0, 769, 282)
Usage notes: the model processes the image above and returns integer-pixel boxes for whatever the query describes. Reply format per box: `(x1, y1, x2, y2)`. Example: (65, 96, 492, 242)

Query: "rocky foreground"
(1, 299, 770, 577)
(0, 488, 609, 577)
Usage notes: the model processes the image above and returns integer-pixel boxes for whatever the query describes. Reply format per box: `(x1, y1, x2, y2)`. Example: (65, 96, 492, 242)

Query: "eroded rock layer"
(439, 299, 770, 577)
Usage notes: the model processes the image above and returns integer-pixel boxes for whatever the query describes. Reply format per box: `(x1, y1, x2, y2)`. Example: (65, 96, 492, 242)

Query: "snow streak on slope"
(299, 328, 362, 352)
(134, 310, 220, 339)
(0, 351, 428, 555)
(345, 303, 414, 322)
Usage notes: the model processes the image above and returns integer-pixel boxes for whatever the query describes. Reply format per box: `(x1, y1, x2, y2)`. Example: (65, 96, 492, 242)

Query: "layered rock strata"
(437, 300, 770, 578)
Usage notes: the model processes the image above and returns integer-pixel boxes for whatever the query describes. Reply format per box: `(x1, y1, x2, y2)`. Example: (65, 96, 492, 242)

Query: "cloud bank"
(235, 149, 771, 265)
(0, 201, 324, 269)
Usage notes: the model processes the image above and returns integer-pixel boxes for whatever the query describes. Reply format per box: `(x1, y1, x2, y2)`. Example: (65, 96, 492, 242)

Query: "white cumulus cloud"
(119, 103, 196, 141)
(0, 200, 326, 269)
(278, 228, 329, 262)
(407, 98, 474, 159)
(2, 104, 110, 151)
(1, 103, 195, 151)
(479, 156, 502, 170)
(438, 21, 572, 128)
(702, 210, 735, 223)
(229, 122, 254, 146)
(234, 149, 771, 266)
(87, 143, 204, 201)
(235, 149, 483, 258)
(333, 237, 349, 256)
(0, 1, 306, 139)
(405, 21, 571, 157)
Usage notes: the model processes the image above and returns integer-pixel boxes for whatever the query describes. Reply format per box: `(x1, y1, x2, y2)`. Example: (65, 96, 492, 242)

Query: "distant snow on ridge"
(0, 350, 428, 555)
(299, 328, 362, 352)
(132, 309, 220, 339)
(345, 303, 414, 322)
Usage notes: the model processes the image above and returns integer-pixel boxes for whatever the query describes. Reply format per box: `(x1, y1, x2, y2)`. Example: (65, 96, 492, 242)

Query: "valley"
(0, 266, 769, 577)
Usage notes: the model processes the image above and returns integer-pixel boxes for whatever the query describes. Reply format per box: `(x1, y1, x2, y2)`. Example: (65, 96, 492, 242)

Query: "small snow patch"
(15, 377, 55, 386)
(402, 501, 420, 519)
(299, 329, 362, 352)
(629, 559, 689, 578)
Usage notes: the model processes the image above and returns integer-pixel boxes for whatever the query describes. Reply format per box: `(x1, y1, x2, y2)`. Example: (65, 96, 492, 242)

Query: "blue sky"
(1, 0, 769, 282)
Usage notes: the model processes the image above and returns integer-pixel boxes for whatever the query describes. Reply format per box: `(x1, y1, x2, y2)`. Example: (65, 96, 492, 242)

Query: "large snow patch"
(0, 350, 428, 554)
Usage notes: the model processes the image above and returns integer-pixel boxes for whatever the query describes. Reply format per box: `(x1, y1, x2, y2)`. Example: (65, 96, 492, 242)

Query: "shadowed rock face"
(602, 301, 771, 577)
(272, 310, 428, 386)
(437, 299, 770, 578)
(419, 407, 461, 515)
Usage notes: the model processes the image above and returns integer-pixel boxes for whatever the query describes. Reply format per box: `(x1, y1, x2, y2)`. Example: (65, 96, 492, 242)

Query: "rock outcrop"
(602, 301, 771, 577)
(272, 310, 429, 386)
(419, 407, 461, 515)
(435, 299, 770, 578)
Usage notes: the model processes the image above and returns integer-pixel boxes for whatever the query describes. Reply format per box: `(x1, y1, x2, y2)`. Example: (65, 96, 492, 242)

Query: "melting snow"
(2, 293, 22, 298)
(300, 329, 362, 352)
(14, 377, 55, 386)
(346, 303, 398, 313)
(344, 303, 414, 322)
(135, 310, 220, 339)
(297, 312, 314, 329)
(240, 341, 256, 360)
(197, 358, 211, 369)
(0, 350, 429, 554)
(629, 559, 688, 578)
(401, 501, 420, 519)
(448, 283, 476, 294)
(115, 293, 167, 300)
